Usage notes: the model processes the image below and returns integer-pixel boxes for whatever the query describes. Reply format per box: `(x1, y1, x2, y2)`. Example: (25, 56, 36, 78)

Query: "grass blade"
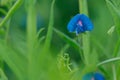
(97, 57, 120, 66)
(106, 0, 120, 34)
(0, 0, 23, 28)
(54, 28, 80, 51)
(0, 42, 27, 80)
(44, 0, 55, 50)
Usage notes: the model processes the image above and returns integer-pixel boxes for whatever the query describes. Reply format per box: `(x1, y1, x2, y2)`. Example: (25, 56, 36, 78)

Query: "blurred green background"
(0, 0, 119, 80)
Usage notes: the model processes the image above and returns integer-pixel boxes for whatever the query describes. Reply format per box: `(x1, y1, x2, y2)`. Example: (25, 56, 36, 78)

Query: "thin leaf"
(106, 0, 120, 34)
(37, 28, 45, 38)
(97, 57, 120, 66)
(0, 0, 23, 28)
(0, 41, 27, 80)
(53, 28, 81, 51)
(44, 0, 55, 50)
(38, 36, 45, 43)
(106, 0, 120, 58)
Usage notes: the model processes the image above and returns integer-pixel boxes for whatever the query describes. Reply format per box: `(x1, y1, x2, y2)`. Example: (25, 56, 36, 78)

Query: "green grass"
(0, 0, 120, 80)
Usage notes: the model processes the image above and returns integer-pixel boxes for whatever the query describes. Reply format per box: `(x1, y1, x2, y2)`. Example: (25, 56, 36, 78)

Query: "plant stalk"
(26, 0, 37, 80)
(79, 0, 90, 65)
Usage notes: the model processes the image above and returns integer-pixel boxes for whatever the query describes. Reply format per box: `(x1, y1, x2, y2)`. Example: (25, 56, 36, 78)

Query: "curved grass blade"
(97, 57, 120, 66)
(53, 28, 81, 51)
(0, 0, 23, 28)
(44, 0, 55, 51)
(37, 28, 45, 38)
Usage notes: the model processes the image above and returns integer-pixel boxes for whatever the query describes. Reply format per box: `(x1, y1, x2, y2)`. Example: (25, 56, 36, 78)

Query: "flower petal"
(94, 72, 105, 80)
(79, 14, 93, 31)
(67, 14, 81, 32)
(67, 14, 93, 34)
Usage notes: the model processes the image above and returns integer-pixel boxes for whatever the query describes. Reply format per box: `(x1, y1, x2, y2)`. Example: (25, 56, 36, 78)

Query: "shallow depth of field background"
(0, 0, 120, 80)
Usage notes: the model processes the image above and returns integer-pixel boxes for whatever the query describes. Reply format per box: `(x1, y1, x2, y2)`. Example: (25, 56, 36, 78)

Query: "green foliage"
(105, 0, 120, 58)
(0, 0, 120, 80)
(54, 28, 80, 51)
(0, 68, 8, 80)
(106, 0, 120, 35)
(0, 0, 23, 28)
(44, 0, 55, 51)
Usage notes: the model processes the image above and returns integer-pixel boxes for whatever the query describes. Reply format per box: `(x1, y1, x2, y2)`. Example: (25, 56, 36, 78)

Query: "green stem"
(26, 0, 37, 80)
(0, 0, 23, 28)
(112, 65, 117, 80)
(77, 35, 85, 63)
(5, 19, 11, 44)
(79, 0, 90, 65)
(44, 0, 55, 51)
(79, 0, 88, 15)
(82, 34, 90, 65)
(1, 19, 11, 73)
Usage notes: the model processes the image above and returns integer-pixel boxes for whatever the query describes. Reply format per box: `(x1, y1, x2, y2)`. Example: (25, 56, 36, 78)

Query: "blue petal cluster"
(67, 14, 93, 34)
(82, 72, 105, 80)
(94, 73, 105, 80)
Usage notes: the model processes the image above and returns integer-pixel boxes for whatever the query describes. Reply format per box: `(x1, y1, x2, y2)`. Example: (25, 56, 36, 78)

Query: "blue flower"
(94, 72, 105, 80)
(67, 14, 93, 34)
(82, 72, 105, 80)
